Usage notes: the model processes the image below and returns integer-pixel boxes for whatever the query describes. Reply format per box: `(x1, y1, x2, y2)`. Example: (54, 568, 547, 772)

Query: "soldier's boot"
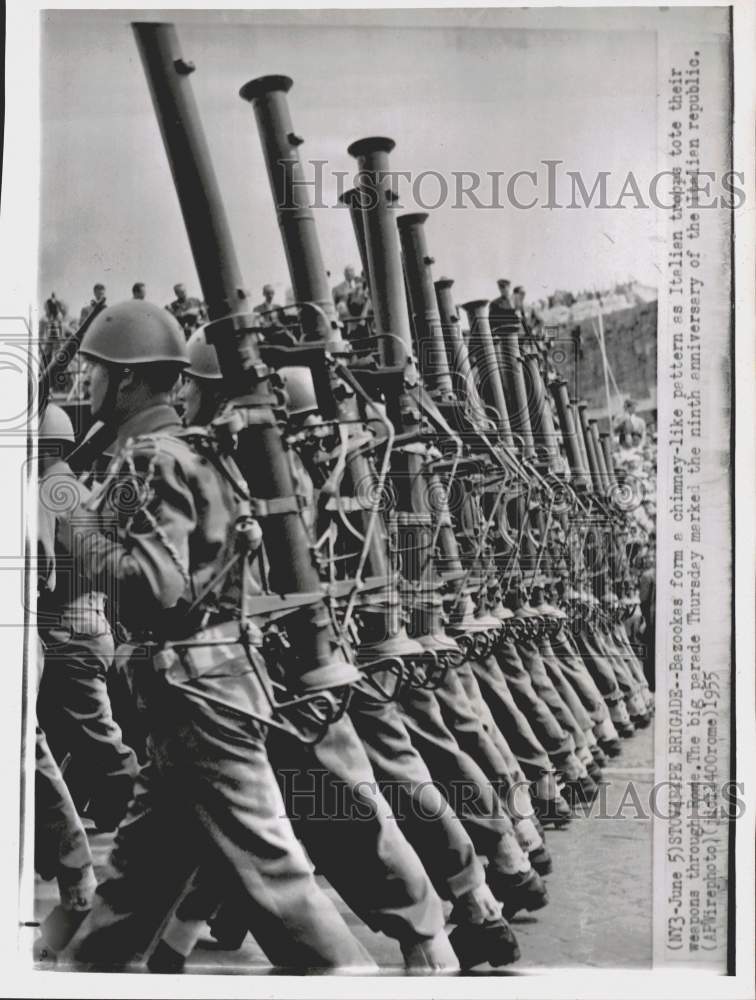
(555, 751, 599, 806)
(401, 929, 460, 973)
(531, 813, 547, 842)
(147, 913, 208, 974)
(528, 844, 553, 876)
(531, 771, 571, 827)
(610, 699, 635, 738)
(594, 717, 622, 757)
(626, 690, 650, 727)
(35, 865, 97, 963)
(147, 939, 190, 974)
(448, 884, 520, 968)
(586, 759, 604, 784)
(449, 919, 520, 968)
(561, 773, 599, 807)
(208, 902, 248, 951)
(511, 811, 553, 876)
(576, 744, 603, 784)
(489, 868, 550, 920)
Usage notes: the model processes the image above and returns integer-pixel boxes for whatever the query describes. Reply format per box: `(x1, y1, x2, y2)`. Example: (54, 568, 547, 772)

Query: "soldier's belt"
(153, 620, 264, 684)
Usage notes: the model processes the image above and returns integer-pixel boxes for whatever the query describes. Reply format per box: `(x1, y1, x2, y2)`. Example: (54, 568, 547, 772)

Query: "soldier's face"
(178, 376, 203, 425)
(87, 360, 110, 419)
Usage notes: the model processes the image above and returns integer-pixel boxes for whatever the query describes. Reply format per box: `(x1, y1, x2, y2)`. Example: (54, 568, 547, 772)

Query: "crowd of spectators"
(39, 271, 657, 400)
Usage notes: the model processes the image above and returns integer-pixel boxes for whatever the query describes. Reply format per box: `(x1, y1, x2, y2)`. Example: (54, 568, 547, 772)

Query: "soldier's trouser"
(347, 680, 486, 901)
(432, 663, 528, 796)
(611, 626, 651, 691)
(491, 641, 575, 762)
(38, 622, 138, 827)
(455, 662, 532, 789)
(514, 640, 588, 753)
(590, 626, 644, 703)
(66, 660, 373, 970)
(547, 629, 610, 725)
(269, 711, 445, 947)
(538, 640, 595, 737)
(470, 653, 555, 780)
(572, 629, 624, 704)
(397, 686, 527, 871)
(35, 725, 93, 886)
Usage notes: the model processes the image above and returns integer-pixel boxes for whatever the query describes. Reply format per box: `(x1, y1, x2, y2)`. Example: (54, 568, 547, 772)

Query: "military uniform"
(140, 324, 457, 972)
(58, 404, 378, 969)
(34, 632, 98, 956)
(37, 459, 138, 831)
(54, 301, 384, 970)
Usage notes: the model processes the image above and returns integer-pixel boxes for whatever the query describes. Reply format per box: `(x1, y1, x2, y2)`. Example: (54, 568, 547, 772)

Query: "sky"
(37, 7, 722, 314)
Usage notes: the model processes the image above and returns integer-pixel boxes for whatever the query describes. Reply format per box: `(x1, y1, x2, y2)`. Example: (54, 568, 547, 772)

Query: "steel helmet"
(39, 403, 75, 444)
(279, 366, 318, 417)
(185, 327, 222, 381)
(80, 300, 188, 366)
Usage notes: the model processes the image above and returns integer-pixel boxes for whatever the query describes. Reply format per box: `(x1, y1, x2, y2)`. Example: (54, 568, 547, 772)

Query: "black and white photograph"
(0, 3, 752, 996)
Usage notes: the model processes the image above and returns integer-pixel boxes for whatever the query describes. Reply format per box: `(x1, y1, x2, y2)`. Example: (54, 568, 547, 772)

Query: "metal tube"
(347, 137, 414, 371)
(240, 75, 391, 585)
(133, 22, 354, 690)
(133, 23, 249, 322)
(240, 76, 337, 341)
(396, 213, 454, 399)
(521, 350, 559, 471)
(578, 400, 602, 489)
(434, 278, 487, 422)
(348, 138, 453, 644)
(570, 398, 594, 491)
(490, 306, 537, 460)
(600, 432, 616, 486)
(460, 301, 515, 448)
(339, 188, 371, 292)
(588, 419, 610, 492)
(549, 378, 589, 487)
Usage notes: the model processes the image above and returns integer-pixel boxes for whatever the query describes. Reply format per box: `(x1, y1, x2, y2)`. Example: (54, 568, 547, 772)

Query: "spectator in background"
(512, 285, 536, 336)
(253, 283, 283, 328)
(132, 282, 146, 300)
(489, 278, 512, 331)
(41, 293, 70, 371)
(166, 282, 207, 338)
(332, 265, 357, 307)
(79, 283, 106, 324)
(345, 275, 370, 319)
(615, 398, 646, 447)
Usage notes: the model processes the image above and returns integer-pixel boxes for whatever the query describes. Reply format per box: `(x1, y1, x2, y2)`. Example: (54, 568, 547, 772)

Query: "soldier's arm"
(58, 444, 196, 619)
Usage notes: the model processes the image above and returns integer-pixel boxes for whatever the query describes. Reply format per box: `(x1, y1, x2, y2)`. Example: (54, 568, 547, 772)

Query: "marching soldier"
(162, 332, 522, 971)
(37, 404, 139, 833)
(35, 408, 102, 959)
(56, 301, 379, 972)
